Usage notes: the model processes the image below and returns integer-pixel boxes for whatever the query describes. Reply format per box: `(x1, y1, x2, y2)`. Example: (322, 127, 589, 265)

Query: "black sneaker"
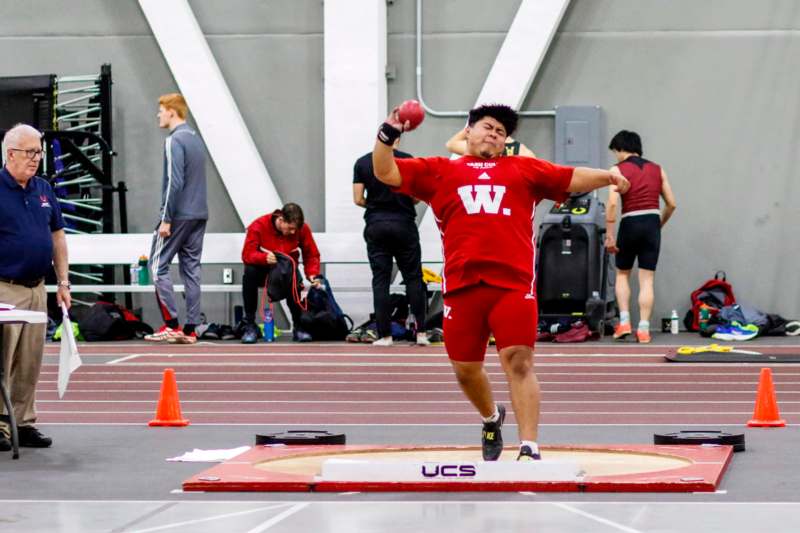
(241, 322, 259, 344)
(0, 433, 10, 452)
(18, 426, 52, 448)
(482, 404, 506, 461)
(517, 444, 542, 461)
(293, 330, 312, 343)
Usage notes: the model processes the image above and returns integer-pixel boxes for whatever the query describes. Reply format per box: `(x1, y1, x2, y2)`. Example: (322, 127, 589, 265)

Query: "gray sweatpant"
(148, 219, 207, 326)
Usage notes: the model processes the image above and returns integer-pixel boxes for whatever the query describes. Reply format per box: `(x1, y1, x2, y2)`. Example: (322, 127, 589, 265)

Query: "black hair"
(280, 202, 305, 227)
(467, 104, 518, 137)
(608, 130, 643, 155)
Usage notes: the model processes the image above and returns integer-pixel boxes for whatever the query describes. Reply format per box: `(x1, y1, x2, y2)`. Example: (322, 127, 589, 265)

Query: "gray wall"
(1, 0, 798, 327)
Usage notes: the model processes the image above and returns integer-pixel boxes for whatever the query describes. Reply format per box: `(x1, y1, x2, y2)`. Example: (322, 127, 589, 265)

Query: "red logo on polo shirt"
(39, 195, 51, 208)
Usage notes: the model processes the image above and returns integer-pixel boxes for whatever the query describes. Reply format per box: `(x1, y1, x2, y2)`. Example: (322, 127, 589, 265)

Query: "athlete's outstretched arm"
(567, 167, 630, 195)
(373, 107, 409, 187)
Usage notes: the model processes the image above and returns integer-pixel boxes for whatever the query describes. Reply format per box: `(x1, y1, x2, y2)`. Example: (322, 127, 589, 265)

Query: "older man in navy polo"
(0, 123, 71, 452)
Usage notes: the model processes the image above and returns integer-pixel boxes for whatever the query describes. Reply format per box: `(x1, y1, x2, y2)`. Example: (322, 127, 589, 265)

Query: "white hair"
(2, 123, 43, 165)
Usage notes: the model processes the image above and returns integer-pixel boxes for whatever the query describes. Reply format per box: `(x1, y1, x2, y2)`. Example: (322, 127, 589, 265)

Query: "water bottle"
(699, 305, 710, 332)
(129, 264, 139, 285)
(138, 255, 150, 285)
(263, 304, 275, 342)
(670, 310, 679, 335)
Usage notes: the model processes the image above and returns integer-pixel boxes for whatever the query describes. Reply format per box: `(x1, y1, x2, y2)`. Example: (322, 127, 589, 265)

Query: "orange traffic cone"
(747, 368, 786, 427)
(148, 368, 190, 427)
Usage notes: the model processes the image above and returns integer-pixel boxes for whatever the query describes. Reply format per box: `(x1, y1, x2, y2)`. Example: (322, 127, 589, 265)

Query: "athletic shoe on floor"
(482, 404, 506, 461)
(415, 333, 431, 346)
(360, 329, 378, 343)
(241, 322, 259, 344)
(0, 433, 10, 452)
(144, 325, 180, 342)
(713, 323, 757, 341)
(373, 336, 393, 346)
(18, 426, 52, 448)
(613, 323, 632, 340)
(517, 445, 541, 461)
(636, 329, 652, 343)
(345, 329, 363, 343)
(293, 330, 312, 342)
(785, 321, 800, 336)
(168, 331, 197, 344)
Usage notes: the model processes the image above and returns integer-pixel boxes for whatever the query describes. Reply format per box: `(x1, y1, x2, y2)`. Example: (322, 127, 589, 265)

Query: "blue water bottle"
(263, 304, 275, 342)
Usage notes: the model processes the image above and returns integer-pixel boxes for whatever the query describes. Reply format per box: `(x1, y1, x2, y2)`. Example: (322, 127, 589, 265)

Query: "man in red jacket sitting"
(240, 203, 321, 343)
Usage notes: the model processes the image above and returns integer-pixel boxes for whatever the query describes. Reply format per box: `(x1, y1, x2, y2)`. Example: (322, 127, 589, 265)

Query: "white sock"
(619, 311, 630, 324)
(482, 405, 499, 424)
(638, 320, 650, 332)
(520, 440, 539, 455)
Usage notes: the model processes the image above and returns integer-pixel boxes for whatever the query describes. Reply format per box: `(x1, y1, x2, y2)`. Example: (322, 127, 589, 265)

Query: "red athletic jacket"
(241, 210, 321, 279)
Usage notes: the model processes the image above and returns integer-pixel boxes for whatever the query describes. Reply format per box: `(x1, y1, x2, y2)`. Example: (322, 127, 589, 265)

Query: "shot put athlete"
(372, 104, 630, 461)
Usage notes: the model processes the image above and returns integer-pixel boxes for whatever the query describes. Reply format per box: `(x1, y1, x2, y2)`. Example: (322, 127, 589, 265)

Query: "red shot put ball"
(397, 99, 425, 131)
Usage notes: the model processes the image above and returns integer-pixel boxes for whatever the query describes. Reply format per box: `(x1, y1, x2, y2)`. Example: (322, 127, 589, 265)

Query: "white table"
(0, 308, 48, 459)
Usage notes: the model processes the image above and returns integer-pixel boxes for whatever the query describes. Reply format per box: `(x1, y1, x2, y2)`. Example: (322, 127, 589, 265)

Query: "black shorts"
(615, 214, 661, 271)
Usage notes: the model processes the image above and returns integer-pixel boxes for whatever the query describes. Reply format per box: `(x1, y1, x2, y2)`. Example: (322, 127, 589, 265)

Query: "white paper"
(57, 304, 82, 399)
(166, 446, 251, 462)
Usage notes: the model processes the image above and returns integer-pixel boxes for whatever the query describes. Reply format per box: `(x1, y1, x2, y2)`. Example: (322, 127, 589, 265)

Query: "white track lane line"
(33, 399, 800, 405)
(551, 502, 643, 533)
(36, 410, 800, 415)
(36, 388, 800, 394)
(81, 352, 671, 358)
(36, 422, 774, 426)
(36, 375, 800, 384)
(128, 503, 295, 533)
(106, 354, 144, 364)
(244, 503, 310, 533)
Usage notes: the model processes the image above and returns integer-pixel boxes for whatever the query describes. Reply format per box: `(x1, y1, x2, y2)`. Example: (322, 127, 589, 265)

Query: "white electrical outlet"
(222, 268, 233, 284)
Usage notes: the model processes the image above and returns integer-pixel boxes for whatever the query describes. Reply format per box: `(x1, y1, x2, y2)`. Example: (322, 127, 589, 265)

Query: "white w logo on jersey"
(457, 184, 510, 216)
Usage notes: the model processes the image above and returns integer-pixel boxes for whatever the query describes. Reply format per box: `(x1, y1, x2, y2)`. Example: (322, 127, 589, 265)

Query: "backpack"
(299, 276, 353, 340)
(684, 271, 736, 332)
(80, 301, 153, 341)
(267, 252, 302, 302)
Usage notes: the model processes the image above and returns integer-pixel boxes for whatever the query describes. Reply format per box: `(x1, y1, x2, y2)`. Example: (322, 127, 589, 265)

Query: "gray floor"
(2, 424, 800, 532)
(3, 333, 800, 532)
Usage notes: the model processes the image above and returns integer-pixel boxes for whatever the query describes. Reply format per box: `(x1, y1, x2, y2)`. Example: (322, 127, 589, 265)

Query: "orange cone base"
(747, 419, 786, 428)
(149, 418, 190, 427)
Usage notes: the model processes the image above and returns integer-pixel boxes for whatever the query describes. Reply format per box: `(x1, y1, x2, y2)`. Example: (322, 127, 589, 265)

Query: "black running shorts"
(615, 213, 661, 271)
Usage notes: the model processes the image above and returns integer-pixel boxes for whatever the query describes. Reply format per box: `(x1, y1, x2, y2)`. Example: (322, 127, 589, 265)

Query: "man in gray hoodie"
(145, 93, 208, 344)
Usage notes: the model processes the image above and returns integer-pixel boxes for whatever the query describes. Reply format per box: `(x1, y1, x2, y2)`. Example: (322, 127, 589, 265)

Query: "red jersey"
(394, 155, 573, 295)
(241, 210, 321, 278)
(617, 156, 662, 214)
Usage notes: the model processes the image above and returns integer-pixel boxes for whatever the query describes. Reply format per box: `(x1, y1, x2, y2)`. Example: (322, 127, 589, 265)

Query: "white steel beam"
(323, 0, 387, 233)
(138, 0, 281, 227)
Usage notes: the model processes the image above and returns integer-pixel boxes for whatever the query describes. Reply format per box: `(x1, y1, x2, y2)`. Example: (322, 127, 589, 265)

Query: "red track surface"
(38, 342, 800, 425)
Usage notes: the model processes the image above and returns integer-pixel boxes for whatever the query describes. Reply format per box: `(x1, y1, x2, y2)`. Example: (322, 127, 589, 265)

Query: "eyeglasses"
(9, 148, 44, 160)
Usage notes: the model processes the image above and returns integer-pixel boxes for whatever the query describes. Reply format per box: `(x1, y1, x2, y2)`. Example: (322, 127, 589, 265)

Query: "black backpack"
(299, 277, 353, 340)
(80, 301, 153, 341)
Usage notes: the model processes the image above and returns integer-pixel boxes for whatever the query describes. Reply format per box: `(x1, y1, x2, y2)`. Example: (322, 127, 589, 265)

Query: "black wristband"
(377, 122, 402, 146)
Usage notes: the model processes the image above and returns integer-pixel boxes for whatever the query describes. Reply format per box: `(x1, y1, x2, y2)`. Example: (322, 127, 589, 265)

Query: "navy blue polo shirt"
(0, 167, 64, 280)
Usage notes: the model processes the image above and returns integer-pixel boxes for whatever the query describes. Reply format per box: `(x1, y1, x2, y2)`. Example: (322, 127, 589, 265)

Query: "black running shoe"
(481, 404, 506, 461)
(517, 444, 542, 461)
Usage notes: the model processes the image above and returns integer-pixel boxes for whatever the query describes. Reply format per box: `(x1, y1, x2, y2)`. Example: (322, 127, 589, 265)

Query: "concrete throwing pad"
(183, 444, 733, 492)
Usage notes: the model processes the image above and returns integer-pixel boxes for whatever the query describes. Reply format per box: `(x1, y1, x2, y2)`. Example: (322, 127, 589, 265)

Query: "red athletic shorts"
(442, 283, 538, 362)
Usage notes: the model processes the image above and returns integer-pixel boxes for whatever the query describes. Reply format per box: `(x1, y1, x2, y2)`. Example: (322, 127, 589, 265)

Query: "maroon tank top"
(617, 156, 661, 214)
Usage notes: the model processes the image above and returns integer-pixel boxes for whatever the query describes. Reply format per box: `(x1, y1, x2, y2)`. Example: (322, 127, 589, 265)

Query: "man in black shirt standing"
(353, 142, 428, 346)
